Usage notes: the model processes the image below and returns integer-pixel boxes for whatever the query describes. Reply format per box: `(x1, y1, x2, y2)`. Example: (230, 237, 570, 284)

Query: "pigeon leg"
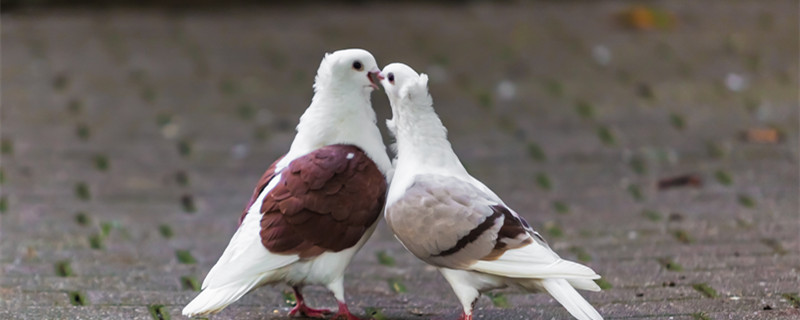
(439, 268, 481, 320)
(330, 301, 363, 320)
(325, 277, 363, 320)
(288, 286, 332, 318)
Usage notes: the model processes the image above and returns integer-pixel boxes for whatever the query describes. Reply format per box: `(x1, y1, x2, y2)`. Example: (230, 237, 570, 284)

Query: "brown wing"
(480, 205, 534, 261)
(238, 156, 284, 226)
(259, 144, 387, 258)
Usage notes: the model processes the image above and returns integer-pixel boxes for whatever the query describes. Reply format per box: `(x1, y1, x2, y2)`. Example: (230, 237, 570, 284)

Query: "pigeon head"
(380, 63, 431, 107)
(314, 48, 383, 94)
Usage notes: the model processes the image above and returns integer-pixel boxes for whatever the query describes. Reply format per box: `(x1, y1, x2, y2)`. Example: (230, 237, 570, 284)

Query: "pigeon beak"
(368, 70, 383, 90)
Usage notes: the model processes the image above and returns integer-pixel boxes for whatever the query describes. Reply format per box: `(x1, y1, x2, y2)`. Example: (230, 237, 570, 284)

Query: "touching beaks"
(368, 70, 383, 90)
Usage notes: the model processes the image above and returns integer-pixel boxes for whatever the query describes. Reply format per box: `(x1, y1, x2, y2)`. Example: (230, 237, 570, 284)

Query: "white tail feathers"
(182, 277, 264, 317)
(567, 278, 602, 292)
(539, 278, 603, 320)
(472, 257, 600, 280)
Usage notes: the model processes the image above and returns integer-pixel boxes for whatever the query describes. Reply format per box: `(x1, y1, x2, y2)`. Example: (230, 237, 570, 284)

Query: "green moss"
(158, 224, 174, 239)
(141, 87, 157, 103)
(691, 312, 712, 320)
(552, 201, 570, 214)
(175, 250, 196, 264)
(376, 251, 396, 267)
(569, 246, 592, 262)
(75, 182, 91, 201)
(673, 229, 693, 244)
(761, 238, 787, 255)
(175, 171, 189, 186)
(238, 103, 255, 120)
(692, 283, 718, 298)
(181, 195, 196, 213)
(0, 196, 6, 214)
(715, 170, 733, 186)
(738, 194, 756, 208)
(177, 140, 192, 157)
(156, 113, 172, 127)
(575, 100, 595, 120)
(364, 307, 388, 320)
(76, 123, 91, 141)
(476, 91, 493, 110)
(706, 141, 727, 159)
(545, 222, 564, 238)
(657, 257, 683, 271)
(536, 173, 552, 191)
(181, 276, 200, 291)
(148, 304, 171, 320)
(55, 260, 72, 277)
(282, 290, 296, 306)
(67, 99, 83, 115)
(75, 212, 90, 226)
(629, 156, 647, 175)
(100, 221, 113, 237)
(669, 113, 686, 130)
(637, 83, 655, 100)
(594, 278, 613, 290)
(1, 138, 13, 155)
(628, 184, 644, 202)
(782, 293, 800, 308)
(220, 80, 238, 95)
(597, 126, 616, 146)
(88, 234, 104, 249)
(93, 154, 109, 171)
(642, 209, 662, 222)
(543, 79, 564, 98)
(69, 291, 87, 306)
(388, 278, 407, 293)
(526, 142, 547, 162)
(486, 292, 510, 308)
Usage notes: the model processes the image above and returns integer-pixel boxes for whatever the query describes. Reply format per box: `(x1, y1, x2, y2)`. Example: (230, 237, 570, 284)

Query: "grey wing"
(385, 174, 534, 270)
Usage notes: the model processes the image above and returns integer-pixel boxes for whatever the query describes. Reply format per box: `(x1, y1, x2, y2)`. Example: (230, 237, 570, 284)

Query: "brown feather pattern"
(256, 144, 387, 259)
(481, 205, 534, 261)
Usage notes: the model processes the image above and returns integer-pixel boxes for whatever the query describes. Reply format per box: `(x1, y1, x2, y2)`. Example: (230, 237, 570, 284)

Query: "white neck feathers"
(392, 93, 466, 175)
(281, 83, 391, 176)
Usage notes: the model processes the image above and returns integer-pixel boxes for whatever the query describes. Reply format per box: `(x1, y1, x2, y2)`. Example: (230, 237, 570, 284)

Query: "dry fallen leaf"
(742, 128, 782, 143)
(618, 5, 677, 31)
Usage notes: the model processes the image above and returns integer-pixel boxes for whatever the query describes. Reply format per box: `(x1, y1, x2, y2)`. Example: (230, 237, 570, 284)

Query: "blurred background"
(1, 1, 798, 319)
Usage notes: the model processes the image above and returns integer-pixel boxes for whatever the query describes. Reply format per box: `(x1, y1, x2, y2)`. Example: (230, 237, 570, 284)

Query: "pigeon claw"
(288, 303, 332, 318)
(457, 312, 473, 320)
(330, 311, 364, 320)
(330, 301, 364, 320)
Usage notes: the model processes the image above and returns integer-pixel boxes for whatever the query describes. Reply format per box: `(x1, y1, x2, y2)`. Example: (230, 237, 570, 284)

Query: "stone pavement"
(1, 1, 798, 319)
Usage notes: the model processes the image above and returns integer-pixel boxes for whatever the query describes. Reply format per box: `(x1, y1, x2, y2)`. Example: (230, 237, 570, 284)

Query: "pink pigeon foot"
(457, 313, 473, 320)
(288, 287, 332, 318)
(330, 301, 363, 320)
(288, 303, 333, 318)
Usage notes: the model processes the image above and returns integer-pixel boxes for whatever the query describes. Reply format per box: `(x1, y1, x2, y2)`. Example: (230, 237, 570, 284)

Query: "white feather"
(469, 245, 600, 280)
(538, 279, 604, 320)
(183, 275, 268, 316)
(200, 174, 299, 290)
(567, 278, 602, 292)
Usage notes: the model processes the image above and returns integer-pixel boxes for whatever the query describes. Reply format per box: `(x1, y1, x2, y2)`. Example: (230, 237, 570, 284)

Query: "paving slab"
(1, 1, 798, 319)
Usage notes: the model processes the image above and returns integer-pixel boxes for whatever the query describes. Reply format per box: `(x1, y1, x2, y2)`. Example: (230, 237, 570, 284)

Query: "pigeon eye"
(352, 61, 363, 71)
(388, 73, 395, 83)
